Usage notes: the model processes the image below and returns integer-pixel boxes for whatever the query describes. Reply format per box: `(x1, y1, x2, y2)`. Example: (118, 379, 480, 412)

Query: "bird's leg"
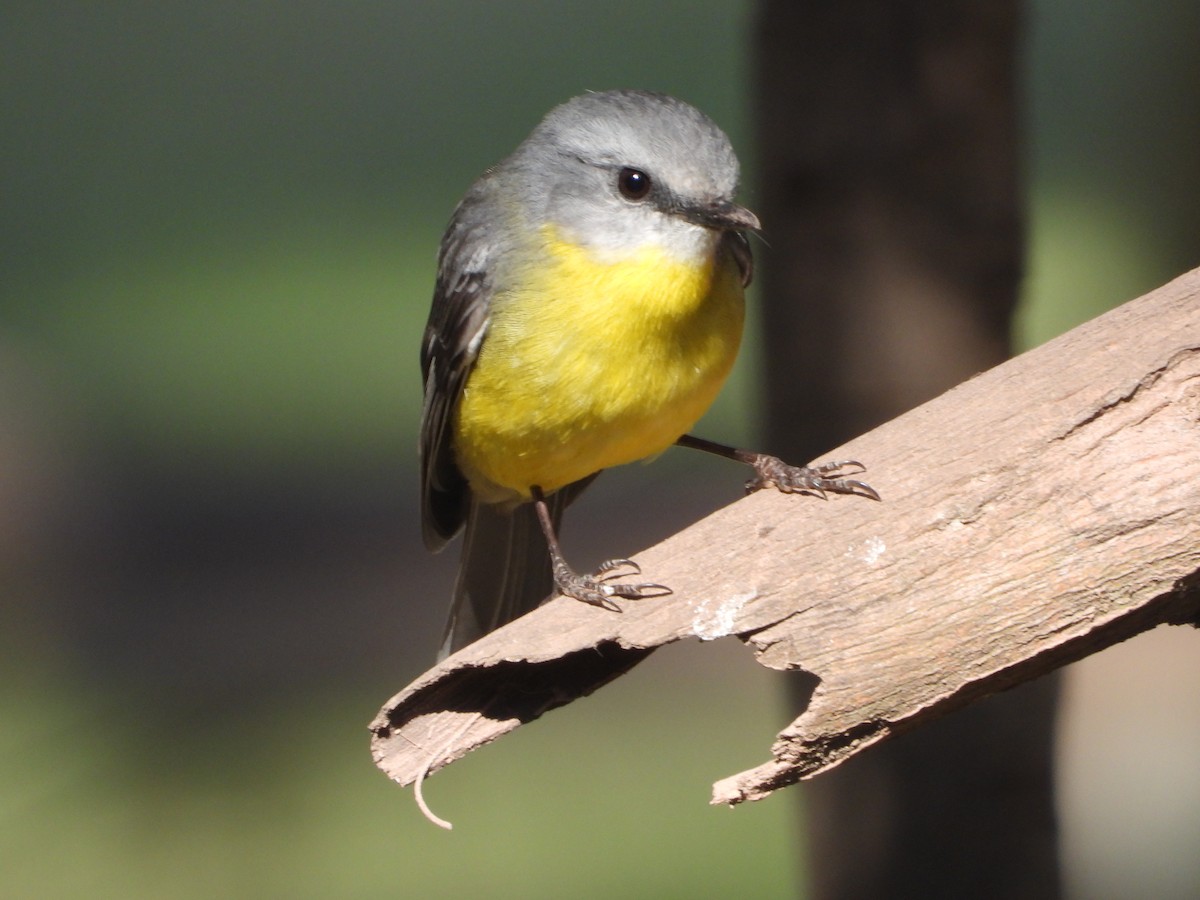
(531, 486, 670, 609)
(676, 434, 881, 501)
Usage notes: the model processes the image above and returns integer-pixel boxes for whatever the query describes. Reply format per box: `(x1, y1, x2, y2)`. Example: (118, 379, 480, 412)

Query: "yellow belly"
(454, 229, 745, 505)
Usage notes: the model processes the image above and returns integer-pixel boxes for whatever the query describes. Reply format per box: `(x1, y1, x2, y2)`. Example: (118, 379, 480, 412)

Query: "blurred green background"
(3, 2, 1198, 897)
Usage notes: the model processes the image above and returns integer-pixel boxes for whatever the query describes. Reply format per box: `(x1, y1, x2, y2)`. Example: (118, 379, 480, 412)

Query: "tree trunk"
(752, 2, 1057, 895)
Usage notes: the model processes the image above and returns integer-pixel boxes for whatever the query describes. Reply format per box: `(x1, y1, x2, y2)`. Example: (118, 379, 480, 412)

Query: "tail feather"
(437, 477, 594, 660)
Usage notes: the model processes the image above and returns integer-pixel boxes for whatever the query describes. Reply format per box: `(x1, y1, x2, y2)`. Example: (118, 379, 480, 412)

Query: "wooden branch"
(371, 268, 1200, 808)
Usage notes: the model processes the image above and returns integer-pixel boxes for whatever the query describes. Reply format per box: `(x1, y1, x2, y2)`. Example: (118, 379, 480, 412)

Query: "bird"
(419, 89, 877, 658)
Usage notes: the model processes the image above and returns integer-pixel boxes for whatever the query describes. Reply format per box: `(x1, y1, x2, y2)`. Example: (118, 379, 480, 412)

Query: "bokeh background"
(3, 2, 1199, 897)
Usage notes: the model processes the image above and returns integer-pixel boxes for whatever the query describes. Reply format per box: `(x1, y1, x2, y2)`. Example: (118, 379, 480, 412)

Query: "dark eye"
(617, 167, 651, 200)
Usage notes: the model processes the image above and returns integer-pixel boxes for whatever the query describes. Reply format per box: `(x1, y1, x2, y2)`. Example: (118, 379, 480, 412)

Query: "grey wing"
(419, 214, 494, 551)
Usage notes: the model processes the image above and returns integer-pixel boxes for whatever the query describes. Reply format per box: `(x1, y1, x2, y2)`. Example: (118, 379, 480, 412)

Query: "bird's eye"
(617, 167, 651, 200)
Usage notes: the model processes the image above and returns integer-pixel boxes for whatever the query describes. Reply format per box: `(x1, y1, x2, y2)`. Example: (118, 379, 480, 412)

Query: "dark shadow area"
(375, 641, 655, 739)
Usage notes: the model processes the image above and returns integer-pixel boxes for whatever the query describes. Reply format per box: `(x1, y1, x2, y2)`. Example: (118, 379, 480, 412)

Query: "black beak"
(679, 199, 761, 232)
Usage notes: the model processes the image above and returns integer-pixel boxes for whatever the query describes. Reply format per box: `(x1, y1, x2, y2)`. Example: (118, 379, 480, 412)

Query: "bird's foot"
(552, 557, 671, 611)
(746, 456, 880, 501)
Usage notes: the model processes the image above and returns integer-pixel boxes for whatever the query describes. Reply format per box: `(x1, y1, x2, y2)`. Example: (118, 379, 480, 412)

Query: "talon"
(591, 590, 623, 612)
(842, 479, 881, 501)
(605, 580, 670, 599)
(811, 459, 867, 477)
(553, 557, 672, 609)
(810, 477, 880, 501)
(594, 558, 641, 581)
(748, 455, 880, 501)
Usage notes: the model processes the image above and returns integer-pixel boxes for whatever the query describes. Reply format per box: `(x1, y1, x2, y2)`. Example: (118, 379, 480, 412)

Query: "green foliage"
(2, 645, 799, 898)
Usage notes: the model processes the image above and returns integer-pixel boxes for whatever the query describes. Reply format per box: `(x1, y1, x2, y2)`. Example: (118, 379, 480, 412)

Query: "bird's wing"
(419, 207, 495, 551)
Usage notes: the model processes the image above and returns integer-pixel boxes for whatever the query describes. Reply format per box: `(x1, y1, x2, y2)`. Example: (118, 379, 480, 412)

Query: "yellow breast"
(454, 226, 745, 505)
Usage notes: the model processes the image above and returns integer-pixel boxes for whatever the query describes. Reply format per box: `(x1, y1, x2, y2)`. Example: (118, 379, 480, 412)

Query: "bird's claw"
(553, 557, 672, 610)
(746, 456, 881, 501)
(593, 557, 641, 581)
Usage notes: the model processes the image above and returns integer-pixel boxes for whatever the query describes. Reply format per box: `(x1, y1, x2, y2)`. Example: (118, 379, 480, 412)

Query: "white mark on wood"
(852, 536, 887, 565)
(693, 591, 758, 641)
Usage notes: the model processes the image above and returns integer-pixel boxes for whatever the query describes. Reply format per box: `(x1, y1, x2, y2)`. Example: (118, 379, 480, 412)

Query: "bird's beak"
(680, 199, 761, 233)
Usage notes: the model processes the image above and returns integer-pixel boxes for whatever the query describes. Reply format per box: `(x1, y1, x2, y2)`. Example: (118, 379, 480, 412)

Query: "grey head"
(496, 90, 759, 262)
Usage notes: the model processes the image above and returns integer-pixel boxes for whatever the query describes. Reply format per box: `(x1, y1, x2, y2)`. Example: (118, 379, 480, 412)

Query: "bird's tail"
(437, 478, 594, 660)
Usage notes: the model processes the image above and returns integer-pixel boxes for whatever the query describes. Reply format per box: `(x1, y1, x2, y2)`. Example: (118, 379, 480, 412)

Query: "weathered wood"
(371, 268, 1200, 806)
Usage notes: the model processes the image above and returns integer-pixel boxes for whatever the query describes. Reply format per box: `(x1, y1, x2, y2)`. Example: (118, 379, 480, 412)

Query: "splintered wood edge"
(369, 638, 655, 786)
(711, 581, 1200, 806)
